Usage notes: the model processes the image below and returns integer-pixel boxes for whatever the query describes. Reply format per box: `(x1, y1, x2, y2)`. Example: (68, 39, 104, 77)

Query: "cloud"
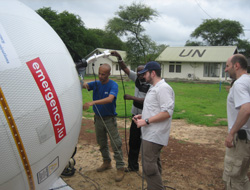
(18, 0, 250, 45)
(144, 15, 193, 46)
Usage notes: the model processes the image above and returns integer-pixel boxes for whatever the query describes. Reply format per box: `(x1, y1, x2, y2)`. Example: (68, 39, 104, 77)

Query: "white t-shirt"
(227, 74, 250, 139)
(141, 79, 175, 146)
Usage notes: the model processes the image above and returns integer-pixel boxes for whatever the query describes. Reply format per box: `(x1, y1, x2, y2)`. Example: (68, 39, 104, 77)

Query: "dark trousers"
(128, 116, 141, 170)
(142, 140, 164, 190)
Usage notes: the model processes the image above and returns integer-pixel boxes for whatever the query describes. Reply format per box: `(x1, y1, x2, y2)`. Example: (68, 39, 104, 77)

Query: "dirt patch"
(62, 118, 231, 190)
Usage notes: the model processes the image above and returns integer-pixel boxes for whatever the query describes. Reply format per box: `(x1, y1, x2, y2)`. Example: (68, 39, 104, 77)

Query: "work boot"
(96, 160, 112, 172)
(115, 167, 125, 182)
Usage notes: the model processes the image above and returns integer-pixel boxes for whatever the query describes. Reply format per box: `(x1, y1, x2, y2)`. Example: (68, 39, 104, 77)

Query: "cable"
(119, 68, 129, 157)
(83, 86, 176, 190)
(165, 185, 176, 190)
(49, 185, 69, 190)
(77, 168, 100, 190)
(84, 66, 176, 190)
(91, 64, 116, 117)
(195, 0, 213, 19)
(90, 64, 129, 157)
(83, 82, 125, 166)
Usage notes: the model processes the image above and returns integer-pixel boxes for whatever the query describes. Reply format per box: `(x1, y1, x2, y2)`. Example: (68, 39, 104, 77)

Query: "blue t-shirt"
(88, 80, 118, 116)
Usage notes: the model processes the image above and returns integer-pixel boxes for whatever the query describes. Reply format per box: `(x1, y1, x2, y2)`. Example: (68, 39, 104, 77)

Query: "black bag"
(237, 129, 247, 140)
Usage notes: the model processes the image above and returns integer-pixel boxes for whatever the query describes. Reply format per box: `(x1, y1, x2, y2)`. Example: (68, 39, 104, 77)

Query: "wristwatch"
(145, 118, 150, 125)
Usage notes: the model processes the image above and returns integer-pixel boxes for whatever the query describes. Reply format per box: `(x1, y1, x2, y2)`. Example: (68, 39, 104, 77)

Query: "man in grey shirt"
(111, 51, 150, 172)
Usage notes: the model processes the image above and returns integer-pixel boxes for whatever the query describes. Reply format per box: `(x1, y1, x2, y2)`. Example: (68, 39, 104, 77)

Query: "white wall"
(162, 62, 226, 81)
(85, 57, 129, 76)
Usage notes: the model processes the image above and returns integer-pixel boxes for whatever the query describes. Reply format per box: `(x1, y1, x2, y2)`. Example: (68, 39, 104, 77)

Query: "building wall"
(161, 62, 226, 81)
(85, 57, 129, 76)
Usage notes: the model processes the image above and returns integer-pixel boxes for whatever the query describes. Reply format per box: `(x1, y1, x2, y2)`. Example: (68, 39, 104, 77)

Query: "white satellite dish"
(0, 1, 82, 190)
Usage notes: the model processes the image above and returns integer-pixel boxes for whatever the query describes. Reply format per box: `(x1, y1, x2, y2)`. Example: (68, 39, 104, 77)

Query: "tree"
(36, 7, 125, 61)
(36, 7, 59, 28)
(185, 40, 204, 46)
(189, 19, 243, 46)
(237, 39, 250, 57)
(36, 7, 90, 61)
(88, 29, 125, 50)
(125, 35, 167, 64)
(106, 3, 159, 65)
(185, 18, 250, 57)
(147, 44, 168, 61)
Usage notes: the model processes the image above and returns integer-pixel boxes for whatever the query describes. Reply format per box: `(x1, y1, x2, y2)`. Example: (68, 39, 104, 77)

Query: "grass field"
(82, 76, 230, 127)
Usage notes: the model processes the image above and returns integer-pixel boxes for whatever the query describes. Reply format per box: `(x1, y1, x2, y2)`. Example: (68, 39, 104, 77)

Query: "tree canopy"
(88, 29, 125, 50)
(36, 7, 125, 61)
(190, 19, 243, 46)
(37, 7, 88, 61)
(186, 18, 250, 57)
(106, 3, 158, 36)
(106, 3, 163, 65)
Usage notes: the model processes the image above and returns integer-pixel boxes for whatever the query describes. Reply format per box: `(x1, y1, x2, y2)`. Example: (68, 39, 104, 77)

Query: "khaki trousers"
(94, 115, 125, 169)
(223, 135, 250, 190)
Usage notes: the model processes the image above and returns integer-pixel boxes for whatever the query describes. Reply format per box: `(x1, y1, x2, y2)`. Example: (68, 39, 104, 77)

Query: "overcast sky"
(18, 0, 250, 47)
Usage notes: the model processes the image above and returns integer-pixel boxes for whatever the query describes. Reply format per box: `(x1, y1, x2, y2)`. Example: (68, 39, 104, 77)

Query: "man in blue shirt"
(83, 64, 125, 182)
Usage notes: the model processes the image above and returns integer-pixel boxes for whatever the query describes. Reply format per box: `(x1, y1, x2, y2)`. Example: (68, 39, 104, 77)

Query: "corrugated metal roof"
(156, 46, 238, 63)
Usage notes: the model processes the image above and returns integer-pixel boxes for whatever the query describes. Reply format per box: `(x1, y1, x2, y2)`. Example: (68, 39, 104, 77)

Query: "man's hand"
(82, 82, 89, 89)
(111, 51, 121, 60)
(132, 115, 141, 121)
(83, 102, 92, 110)
(124, 94, 133, 100)
(135, 119, 147, 128)
(225, 133, 234, 148)
(133, 115, 145, 128)
(111, 51, 130, 75)
(224, 103, 250, 148)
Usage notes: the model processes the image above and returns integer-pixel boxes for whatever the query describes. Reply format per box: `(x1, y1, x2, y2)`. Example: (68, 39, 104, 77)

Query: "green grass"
(170, 82, 229, 126)
(82, 76, 230, 127)
(85, 129, 95, 133)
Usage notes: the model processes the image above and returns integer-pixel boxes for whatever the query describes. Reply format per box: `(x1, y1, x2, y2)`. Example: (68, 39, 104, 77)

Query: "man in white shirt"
(133, 61, 175, 190)
(223, 54, 250, 190)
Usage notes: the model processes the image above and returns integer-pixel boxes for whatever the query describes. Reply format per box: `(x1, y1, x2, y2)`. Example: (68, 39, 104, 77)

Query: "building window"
(169, 65, 175, 72)
(116, 64, 120, 71)
(176, 65, 181, 73)
(222, 63, 226, 78)
(169, 62, 181, 73)
(204, 63, 220, 77)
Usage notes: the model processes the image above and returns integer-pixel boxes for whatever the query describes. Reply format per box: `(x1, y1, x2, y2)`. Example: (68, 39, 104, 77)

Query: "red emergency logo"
(26, 57, 66, 144)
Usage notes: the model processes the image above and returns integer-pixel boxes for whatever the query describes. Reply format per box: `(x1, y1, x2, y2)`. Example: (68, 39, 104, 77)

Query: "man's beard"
(229, 72, 236, 80)
(146, 76, 153, 84)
